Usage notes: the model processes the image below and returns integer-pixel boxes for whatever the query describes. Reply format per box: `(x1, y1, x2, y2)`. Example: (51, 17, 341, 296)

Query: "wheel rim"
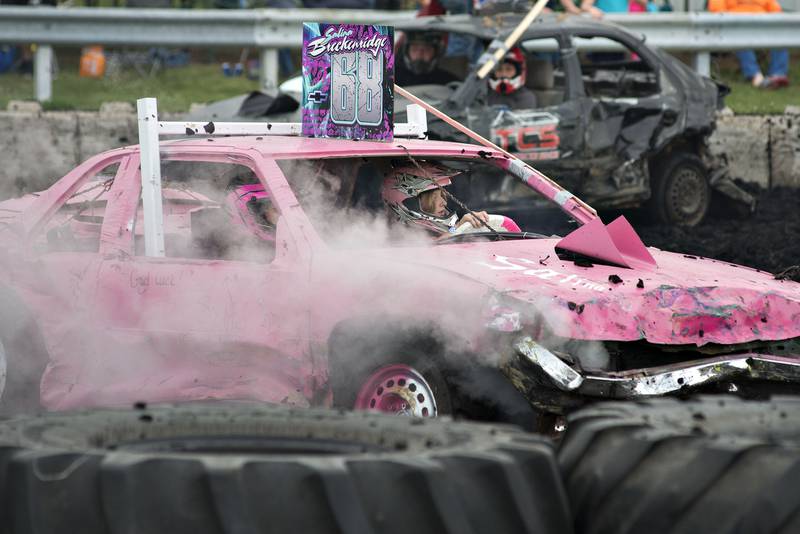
(354, 364, 438, 417)
(668, 166, 707, 222)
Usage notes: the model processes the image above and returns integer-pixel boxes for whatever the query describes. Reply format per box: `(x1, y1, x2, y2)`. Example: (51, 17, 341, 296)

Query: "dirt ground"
(631, 188, 799, 277)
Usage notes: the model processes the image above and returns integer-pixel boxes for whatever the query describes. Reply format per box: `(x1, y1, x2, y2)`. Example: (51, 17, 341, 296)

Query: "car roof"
(158, 135, 506, 160)
(393, 12, 635, 41)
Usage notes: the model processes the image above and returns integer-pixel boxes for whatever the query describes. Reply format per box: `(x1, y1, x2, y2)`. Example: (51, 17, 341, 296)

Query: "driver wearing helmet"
(396, 31, 459, 87)
(488, 47, 538, 109)
(190, 183, 280, 262)
(382, 162, 521, 237)
(225, 183, 280, 242)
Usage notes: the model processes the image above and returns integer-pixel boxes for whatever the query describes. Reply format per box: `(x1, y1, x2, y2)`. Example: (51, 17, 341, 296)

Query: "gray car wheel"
(650, 152, 710, 227)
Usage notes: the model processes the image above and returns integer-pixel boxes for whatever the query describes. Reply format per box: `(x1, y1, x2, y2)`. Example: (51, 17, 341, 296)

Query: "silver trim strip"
(514, 337, 584, 391)
(514, 337, 800, 398)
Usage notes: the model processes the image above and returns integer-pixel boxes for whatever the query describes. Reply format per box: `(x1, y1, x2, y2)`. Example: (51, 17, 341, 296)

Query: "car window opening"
(277, 156, 575, 246)
(132, 160, 279, 263)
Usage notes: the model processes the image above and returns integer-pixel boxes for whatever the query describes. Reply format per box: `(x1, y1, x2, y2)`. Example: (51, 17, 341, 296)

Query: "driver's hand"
(584, 6, 604, 18)
(457, 211, 489, 229)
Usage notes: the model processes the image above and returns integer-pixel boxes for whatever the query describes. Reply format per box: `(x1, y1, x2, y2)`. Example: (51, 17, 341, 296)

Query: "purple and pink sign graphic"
(302, 23, 395, 141)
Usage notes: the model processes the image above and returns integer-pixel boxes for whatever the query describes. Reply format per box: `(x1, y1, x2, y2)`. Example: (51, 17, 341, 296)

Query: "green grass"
(711, 52, 800, 114)
(0, 51, 797, 114)
(0, 61, 262, 113)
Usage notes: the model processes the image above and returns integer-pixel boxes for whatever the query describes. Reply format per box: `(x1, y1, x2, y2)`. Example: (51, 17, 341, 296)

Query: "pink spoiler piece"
(556, 215, 657, 270)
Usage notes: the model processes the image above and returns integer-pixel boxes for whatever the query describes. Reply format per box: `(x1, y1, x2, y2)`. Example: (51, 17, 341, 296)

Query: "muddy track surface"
(631, 188, 799, 276)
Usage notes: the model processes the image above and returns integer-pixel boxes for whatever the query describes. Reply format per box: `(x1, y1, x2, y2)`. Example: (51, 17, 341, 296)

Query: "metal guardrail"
(0, 6, 414, 48)
(1, 7, 800, 101)
(605, 12, 800, 51)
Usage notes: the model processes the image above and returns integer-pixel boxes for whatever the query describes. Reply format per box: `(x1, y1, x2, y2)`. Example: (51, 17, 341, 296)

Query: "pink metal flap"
(556, 216, 657, 270)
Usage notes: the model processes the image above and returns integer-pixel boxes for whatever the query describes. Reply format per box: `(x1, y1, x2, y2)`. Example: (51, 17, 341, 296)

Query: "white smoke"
(0, 151, 585, 429)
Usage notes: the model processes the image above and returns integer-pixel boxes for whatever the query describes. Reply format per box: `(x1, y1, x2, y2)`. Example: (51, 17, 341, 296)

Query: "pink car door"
(72, 154, 315, 411)
(17, 154, 131, 411)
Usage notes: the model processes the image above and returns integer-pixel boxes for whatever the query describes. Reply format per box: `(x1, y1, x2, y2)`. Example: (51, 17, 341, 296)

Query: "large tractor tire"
(0, 402, 572, 534)
(649, 152, 710, 227)
(559, 396, 800, 534)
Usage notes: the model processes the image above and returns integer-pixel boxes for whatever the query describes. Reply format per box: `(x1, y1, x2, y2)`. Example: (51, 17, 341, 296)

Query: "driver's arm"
(456, 211, 489, 229)
(560, 0, 583, 14)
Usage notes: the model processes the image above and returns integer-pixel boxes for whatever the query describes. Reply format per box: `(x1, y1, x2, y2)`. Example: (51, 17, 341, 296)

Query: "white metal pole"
(34, 44, 52, 102)
(694, 51, 711, 77)
(260, 48, 279, 90)
(136, 97, 166, 258)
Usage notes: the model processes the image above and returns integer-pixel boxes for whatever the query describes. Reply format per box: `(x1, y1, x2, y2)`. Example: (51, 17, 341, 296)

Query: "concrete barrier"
(1, 102, 798, 201)
(709, 107, 800, 190)
(0, 102, 144, 200)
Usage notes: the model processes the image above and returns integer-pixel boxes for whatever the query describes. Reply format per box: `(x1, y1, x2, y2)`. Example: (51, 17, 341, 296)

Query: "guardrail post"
(693, 51, 711, 77)
(34, 44, 52, 102)
(259, 48, 279, 90)
(136, 97, 166, 258)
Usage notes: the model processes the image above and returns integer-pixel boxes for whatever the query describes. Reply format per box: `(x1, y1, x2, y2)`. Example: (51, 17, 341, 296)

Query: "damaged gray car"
(392, 13, 755, 227)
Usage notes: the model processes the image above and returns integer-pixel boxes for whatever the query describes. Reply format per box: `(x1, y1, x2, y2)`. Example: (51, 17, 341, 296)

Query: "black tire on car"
(329, 325, 454, 417)
(650, 152, 710, 227)
(328, 324, 544, 430)
(559, 396, 800, 534)
(0, 287, 48, 415)
(0, 402, 573, 534)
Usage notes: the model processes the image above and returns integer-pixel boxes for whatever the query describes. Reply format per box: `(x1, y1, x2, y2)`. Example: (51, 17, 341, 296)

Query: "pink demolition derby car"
(1, 115, 800, 425)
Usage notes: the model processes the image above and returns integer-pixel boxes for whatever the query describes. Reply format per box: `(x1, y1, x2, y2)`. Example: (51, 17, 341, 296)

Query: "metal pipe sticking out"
(476, 0, 551, 80)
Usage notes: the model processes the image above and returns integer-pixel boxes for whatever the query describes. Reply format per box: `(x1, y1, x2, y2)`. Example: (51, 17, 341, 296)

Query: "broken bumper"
(510, 336, 800, 401)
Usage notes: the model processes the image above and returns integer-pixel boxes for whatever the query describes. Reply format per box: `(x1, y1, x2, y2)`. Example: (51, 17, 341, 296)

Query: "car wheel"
(0, 402, 573, 534)
(650, 152, 710, 227)
(330, 330, 453, 417)
(559, 396, 800, 534)
(353, 363, 445, 417)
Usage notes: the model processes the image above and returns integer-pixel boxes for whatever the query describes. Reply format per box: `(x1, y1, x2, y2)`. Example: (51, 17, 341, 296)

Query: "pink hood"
(369, 239, 800, 346)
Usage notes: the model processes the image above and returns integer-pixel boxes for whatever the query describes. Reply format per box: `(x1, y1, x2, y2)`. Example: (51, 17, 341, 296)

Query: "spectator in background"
(418, 0, 483, 64)
(628, 0, 658, 12)
(546, 0, 582, 15)
(708, 0, 789, 88)
(580, 0, 628, 18)
(216, 0, 298, 76)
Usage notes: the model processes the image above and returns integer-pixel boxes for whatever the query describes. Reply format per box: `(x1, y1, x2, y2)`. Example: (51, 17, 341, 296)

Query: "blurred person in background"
(215, 0, 298, 76)
(487, 47, 537, 108)
(579, 0, 628, 18)
(628, 0, 658, 12)
(708, 0, 789, 88)
(395, 30, 459, 86)
(417, 0, 483, 63)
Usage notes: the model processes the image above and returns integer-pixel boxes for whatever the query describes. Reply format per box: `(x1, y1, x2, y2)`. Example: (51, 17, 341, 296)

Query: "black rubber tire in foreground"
(0, 402, 572, 534)
(559, 396, 800, 534)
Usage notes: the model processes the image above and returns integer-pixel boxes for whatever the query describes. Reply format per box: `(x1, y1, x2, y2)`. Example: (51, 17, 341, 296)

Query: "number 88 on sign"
(302, 23, 395, 141)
